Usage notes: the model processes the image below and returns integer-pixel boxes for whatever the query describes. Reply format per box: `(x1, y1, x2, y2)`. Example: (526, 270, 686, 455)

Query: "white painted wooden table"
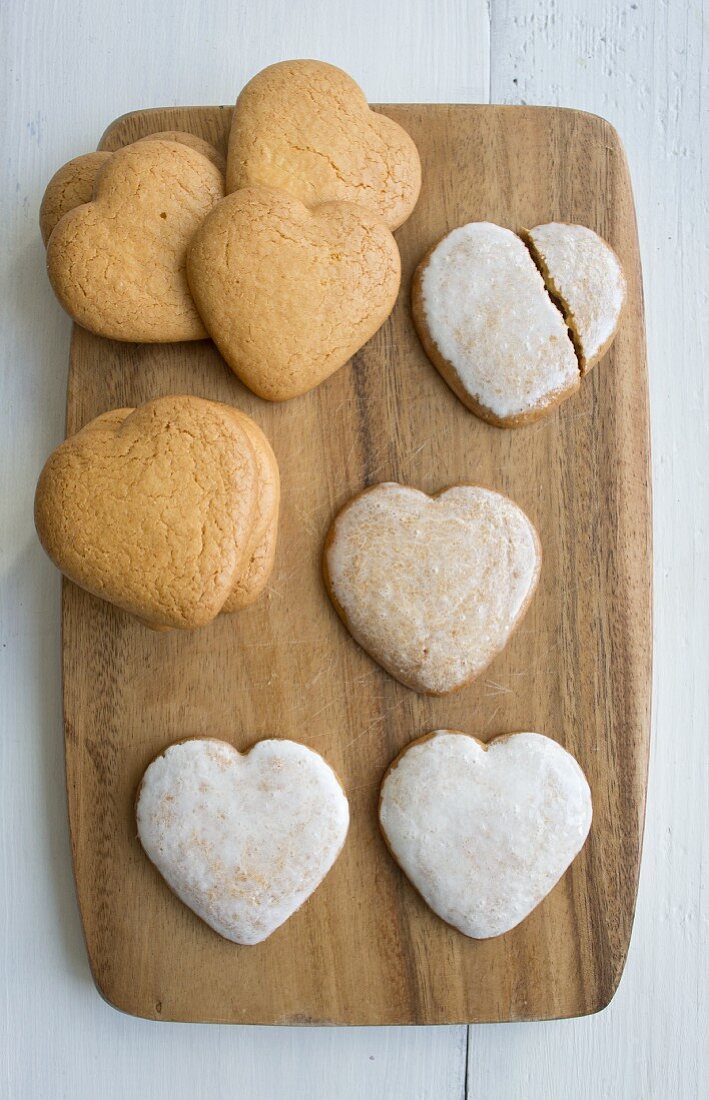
(1, 1, 706, 1096)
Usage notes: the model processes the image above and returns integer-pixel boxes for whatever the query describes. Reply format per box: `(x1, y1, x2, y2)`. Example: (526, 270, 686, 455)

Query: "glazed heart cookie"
(136, 738, 349, 945)
(187, 187, 401, 400)
(226, 60, 421, 230)
(523, 222, 626, 373)
(379, 730, 592, 938)
(413, 221, 625, 426)
(34, 395, 278, 629)
(323, 482, 541, 694)
(46, 139, 223, 341)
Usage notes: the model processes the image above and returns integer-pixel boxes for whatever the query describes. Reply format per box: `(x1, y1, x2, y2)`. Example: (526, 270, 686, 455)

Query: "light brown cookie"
(221, 409, 280, 611)
(226, 60, 421, 230)
(39, 151, 113, 245)
(187, 186, 401, 401)
(34, 395, 274, 630)
(323, 482, 541, 694)
(136, 130, 226, 175)
(523, 223, 626, 373)
(46, 140, 224, 342)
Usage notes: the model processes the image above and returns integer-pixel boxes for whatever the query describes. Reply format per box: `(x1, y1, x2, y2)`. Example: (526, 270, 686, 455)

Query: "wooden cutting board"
(63, 104, 651, 1025)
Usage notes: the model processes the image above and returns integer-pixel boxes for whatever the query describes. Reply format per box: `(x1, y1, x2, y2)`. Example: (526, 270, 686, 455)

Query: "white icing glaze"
(325, 483, 540, 694)
(527, 222, 626, 368)
(136, 738, 349, 945)
(419, 222, 578, 418)
(379, 730, 592, 938)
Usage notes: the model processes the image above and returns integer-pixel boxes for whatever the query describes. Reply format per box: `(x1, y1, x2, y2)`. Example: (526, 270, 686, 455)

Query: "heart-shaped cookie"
(413, 222, 579, 426)
(187, 187, 401, 400)
(524, 222, 626, 373)
(226, 60, 421, 230)
(379, 730, 592, 938)
(39, 134, 224, 248)
(46, 139, 223, 342)
(39, 151, 112, 245)
(34, 396, 268, 629)
(413, 221, 625, 426)
(323, 483, 541, 694)
(136, 738, 349, 945)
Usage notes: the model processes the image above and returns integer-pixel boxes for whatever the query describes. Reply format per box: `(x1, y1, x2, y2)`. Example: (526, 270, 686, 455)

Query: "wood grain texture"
(62, 102, 651, 1025)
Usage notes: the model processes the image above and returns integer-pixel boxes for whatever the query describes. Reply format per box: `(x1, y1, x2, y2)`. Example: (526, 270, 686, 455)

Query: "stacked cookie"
(42, 61, 421, 399)
(34, 396, 279, 630)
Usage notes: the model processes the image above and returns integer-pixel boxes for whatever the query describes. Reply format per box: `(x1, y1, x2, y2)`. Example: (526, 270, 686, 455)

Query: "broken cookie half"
(412, 221, 626, 427)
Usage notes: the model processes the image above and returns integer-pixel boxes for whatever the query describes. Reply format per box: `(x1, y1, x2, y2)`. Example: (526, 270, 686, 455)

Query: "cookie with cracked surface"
(39, 151, 113, 245)
(187, 186, 401, 401)
(412, 222, 580, 427)
(379, 730, 592, 938)
(136, 737, 350, 945)
(46, 140, 224, 342)
(226, 60, 421, 230)
(34, 395, 278, 629)
(523, 222, 626, 374)
(135, 130, 226, 175)
(40, 134, 224, 248)
(323, 482, 541, 694)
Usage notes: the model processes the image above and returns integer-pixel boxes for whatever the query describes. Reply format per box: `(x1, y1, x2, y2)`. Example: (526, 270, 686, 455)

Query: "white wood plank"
(0, 1, 490, 1097)
(468, 2, 708, 1095)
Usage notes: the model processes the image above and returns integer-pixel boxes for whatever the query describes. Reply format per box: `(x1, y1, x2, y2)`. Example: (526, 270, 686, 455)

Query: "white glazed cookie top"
(379, 731, 592, 938)
(527, 222, 626, 369)
(419, 222, 578, 418)
(136, 738, 349, 945)
(325, 483, 540, 694)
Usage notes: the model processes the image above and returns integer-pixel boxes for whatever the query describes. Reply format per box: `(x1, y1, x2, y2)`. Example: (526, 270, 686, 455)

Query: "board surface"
(63, 104, 651, 1024)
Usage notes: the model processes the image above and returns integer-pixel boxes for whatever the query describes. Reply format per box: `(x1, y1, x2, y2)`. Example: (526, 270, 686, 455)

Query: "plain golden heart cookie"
(39, 151, 113, 245)
(323, 482, 541, 694)
(379, 730, 592, 938)
(413, 221, 625, 427)
(39, 134, 224, 248)
(226, 60, 421, 230)
(137, 738, 350, 944)
(34, 396, 265, 629)
(187, 187, 401, 401)
(46, 140, 224, 342)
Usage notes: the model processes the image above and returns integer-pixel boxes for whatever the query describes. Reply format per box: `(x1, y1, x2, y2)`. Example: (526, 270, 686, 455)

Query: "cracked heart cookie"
(523, 222, 626, 373)
(39, 134, 224, 248)
(379, 730, 592, 938)
(46, 139, 224, 341)
(226, 60, 421, 230)
(187, 187, 401, 400)
(413, 221, 625, 426)
(136, 738, 349, 945)
(323, 482, 540, 694)
(34, 395, 279, 629)
(39, 151, 113, 245)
